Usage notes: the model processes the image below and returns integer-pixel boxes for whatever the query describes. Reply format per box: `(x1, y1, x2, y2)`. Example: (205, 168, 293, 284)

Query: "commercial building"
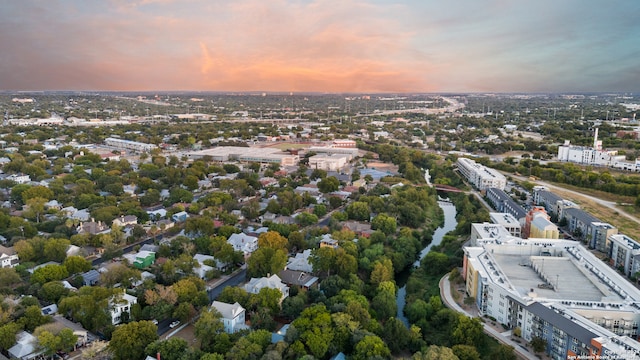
(187, 146, 299, 167)
(308, 146, 359, 158)
(456, 157, 506, 191)
(104, 137, 157, 152)
(463, 235, 640, 359)
(308, 154, 350, 171)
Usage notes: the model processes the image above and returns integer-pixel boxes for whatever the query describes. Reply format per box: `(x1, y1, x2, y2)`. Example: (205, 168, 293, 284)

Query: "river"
(396, 200, 458, 326)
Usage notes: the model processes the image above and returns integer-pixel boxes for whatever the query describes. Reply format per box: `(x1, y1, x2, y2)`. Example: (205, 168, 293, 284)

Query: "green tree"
(31, 264, 69, 285)
(63, 255, 92, 275)
(38, 281, 70, 304)
(109, 321, 159, 360)
(318, 176, 340, 193)
(452, 316, 484, 347)
(310, 246, 336, 277)
(530, 336, 547, 354)
(194, 308, 224, 353)
(246, 247, 288, 278)
(345, 201, 370, 221)
(413, 345, 459, 360)
(452, 344, 481, 360)
(0, 322, 21, 351)
(145, 338, 189, 360)
(353, 335, 391, 360)
(20, 305, 51, 332)
(371, 213, 397, 235)
(290, 304, 334, 359)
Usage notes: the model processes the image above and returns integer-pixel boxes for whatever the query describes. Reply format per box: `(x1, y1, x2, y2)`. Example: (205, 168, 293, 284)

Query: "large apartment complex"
(456, 157, 507, 190)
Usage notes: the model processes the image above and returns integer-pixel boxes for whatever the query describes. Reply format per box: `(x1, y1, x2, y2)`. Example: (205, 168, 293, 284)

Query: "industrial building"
(308, 153, 350, 171)
(187, 146, 299, 167)
(104, 137, 157, 152)
(456, 157, 506, 190)
(463, 232, 640, 359)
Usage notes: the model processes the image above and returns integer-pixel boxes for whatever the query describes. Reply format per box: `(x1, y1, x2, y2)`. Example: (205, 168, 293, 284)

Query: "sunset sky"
(1, 0, 639, 93)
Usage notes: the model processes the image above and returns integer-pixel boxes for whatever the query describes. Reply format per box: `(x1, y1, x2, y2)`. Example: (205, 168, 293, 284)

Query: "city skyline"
(1, 0, 639, 93)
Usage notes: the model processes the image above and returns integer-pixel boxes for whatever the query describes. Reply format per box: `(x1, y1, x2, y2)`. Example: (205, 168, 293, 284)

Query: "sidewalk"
(439, 274, 539, 360)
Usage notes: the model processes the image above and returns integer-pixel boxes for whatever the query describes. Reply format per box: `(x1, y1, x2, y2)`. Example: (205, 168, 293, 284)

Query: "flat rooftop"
(492, 253, 618, 302)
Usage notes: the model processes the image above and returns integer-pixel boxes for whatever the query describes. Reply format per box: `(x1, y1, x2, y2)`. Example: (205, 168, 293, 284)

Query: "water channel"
(396, 199, 459, 326)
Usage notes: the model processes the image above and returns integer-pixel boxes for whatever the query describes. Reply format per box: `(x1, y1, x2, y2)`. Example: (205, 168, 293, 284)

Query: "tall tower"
(593, 128, 602, 151)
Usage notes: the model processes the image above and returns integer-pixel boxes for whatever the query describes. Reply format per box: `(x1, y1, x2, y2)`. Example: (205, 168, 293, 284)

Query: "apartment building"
(456, 157, 506, 191)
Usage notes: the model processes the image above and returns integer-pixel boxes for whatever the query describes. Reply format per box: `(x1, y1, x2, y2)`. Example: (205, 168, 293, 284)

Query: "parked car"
(169, 320, 180, 328)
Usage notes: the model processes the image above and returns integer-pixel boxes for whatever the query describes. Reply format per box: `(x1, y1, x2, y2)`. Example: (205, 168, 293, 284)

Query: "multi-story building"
(489, 213, 521, 238)
(456, 158, 506, 191)
(0, 245, 19, 268)
(104, 137, 157, 153)
(485, 188, 527, 221)
(607, 234, 640, 277)
(187, 146, 299, 166)
(308, 154, 350, 171)
(590, 222, 618, 252)
(564, 208, 601, 242)
(532, 187, 563, 219)
(463, 237, 640, 359)
(523, 207, 559, 239)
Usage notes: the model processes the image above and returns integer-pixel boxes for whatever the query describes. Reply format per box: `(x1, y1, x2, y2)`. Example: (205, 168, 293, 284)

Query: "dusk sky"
(1, 0, 639, 93)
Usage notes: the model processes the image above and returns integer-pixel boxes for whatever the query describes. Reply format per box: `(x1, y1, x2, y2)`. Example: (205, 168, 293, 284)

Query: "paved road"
(439, 274, 537, 360)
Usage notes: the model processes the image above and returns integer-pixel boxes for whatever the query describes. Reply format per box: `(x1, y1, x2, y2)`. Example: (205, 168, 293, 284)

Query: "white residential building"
(227, 233, 258, 256)
(110, 292, 137, 325)
(244, 274, 289, 303)
(0, 245, 19, 268)
(456, 157, 506, 190)
(211, 301, 248, 333)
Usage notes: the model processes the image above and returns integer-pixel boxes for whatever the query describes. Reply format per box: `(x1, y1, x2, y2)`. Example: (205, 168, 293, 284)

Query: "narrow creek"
(395, 200, 458, 326)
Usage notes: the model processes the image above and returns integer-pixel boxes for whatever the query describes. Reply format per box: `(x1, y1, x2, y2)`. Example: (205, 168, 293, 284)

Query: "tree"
(318, 176, 340, 193)
(295, 212, 318, 227)
(370, 258, 394, 287)
(31, 264, 69, 285)
(452, 316, 484, 347)
(24, 197, 47, 223)
(353, 335, 391, 360)
(413, 345, 458, 360)
(109, 321, 158, 360)
(530, 336, 547, 354)
(145, 338, 189, 360)
(0, 267, 21, 290)
(63, 255, 92, 275)
(38, 281, 70, 304)
(43, 238, 71, 263)
(310, 246, 336, 277)
(258, 231, 289, 250)
(20, 305, 51, 332)
(371, 213, 397, 235)
(246, 247, 288, 278)
(194, 308, 224, 353)
(452, 344, 481, 360)
(36, 328, 77, 357)
(345, 201, 370, 221)
(291, 304, 334, 359)
(0, 322, 20, 351)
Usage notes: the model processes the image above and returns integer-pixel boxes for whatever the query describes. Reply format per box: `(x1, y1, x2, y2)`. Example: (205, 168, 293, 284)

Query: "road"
(439, 274, 537, 360)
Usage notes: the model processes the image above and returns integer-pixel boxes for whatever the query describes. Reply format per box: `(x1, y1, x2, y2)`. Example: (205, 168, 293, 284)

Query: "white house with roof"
(193, 253, 229, 279)
(110, 291, 137, 325)
(0, 245, 19, 268)
(227, 233, 258, 256)
(112, 215, 138, 227)
(286, 249, 313, 273)
(8, 331, 43, 360)
(244, 274, 289, 303)
(211, 301, 248, 333)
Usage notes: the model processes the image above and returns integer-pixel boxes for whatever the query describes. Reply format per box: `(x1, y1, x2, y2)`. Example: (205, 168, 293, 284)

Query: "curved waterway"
(396, 200, 458, 326)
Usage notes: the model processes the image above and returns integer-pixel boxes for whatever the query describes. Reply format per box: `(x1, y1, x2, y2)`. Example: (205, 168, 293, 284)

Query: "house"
(77, 220, 110, 235)
(0, 245, 19, 268)
(112, 215, 138, 228)
(244, 274, 289, 303)
(319, 234, 339, 249)
(70, 209, 91, 222)
(7, 173, 31, 184)
(278, 269, 319, 289)
(8, 331, 43, 360)
(227, 233, 258, 256)
(147, 208, 167, 221)
(81, 269, 100, 286)
(286, 249, 313, 273)
(171, 211, 189, 223)
(342, 221, 373, 237)
(210, 301, 248, 333)
(130, 251, 155, 269)
(44, 199, 61, 210)
(193, 253, 229, 279)
(110, 291, 137, 325)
